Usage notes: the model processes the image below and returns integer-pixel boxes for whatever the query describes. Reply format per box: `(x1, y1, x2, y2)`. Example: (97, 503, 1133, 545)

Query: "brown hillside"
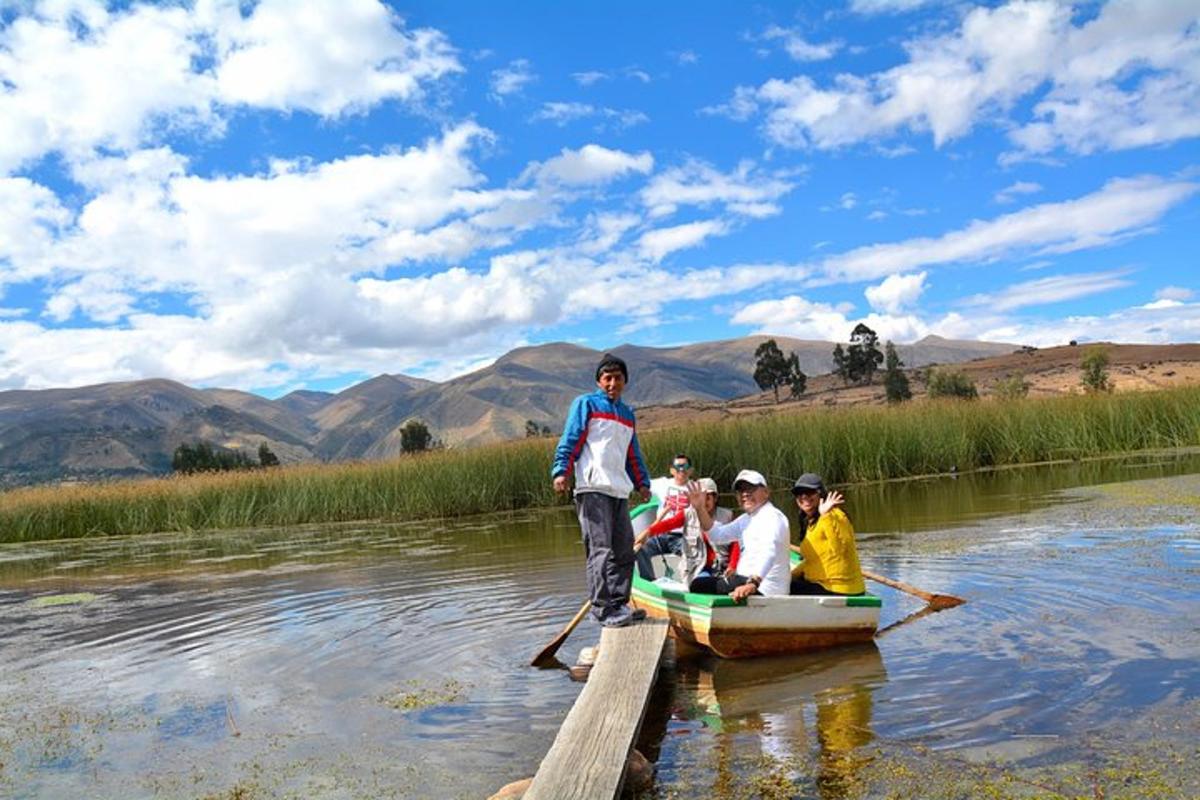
(636, 342, 1200, 430)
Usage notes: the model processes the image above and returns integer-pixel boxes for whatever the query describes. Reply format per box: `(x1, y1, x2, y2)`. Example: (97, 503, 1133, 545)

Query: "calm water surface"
(2, 453, 1199, 799)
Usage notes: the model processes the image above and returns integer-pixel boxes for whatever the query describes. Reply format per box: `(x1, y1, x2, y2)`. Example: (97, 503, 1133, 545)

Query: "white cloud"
(572, 70, 608, 86)
(950, 301, 1200, 348)
(994, 180, 1043, 204)
(530, 102, 649, 129)
(576, 212, 642, 256)
(849, 0, 941, 14)
(637, 220, 728, 263)
(865, 271, 927, 314)
(640, 160, 798, 218)
(3, 124, 515, 321)
(43, 272, 137, 323)
(566, 261, 810, 317)
(820, 175, 1198, 283)
(700, 86, 760, 121)
(676, 50, 699, 65)
(1140, 298, 1182, 310)
(0, 0, 461, 173)
(963, 269, 1133, 312)
(729, 0, 1200, 158)
(489, 58, 535, 101)
(1155, 286, 1194, 302)
(731, 294, 931, 343)
(625, 67, 652, 83)
(0, 2, 214, 172)
(531, 102, 594, 124)
(0, 178, 71, 282)
(732, 291, 1200, 352)
(211, 0, 460, 115)
(523, 144, 653, 186)
(762, 25, 841, 62)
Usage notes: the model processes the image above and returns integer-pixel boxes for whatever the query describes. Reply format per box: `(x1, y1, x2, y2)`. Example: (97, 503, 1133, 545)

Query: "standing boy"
(552, 353, 652, 627)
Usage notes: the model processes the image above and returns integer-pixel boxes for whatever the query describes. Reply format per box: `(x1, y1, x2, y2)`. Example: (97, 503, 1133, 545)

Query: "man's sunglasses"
(671, 462, 692, 470)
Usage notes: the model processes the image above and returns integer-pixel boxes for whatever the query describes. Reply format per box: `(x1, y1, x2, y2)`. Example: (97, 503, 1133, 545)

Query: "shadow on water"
(1, 449, 1199, 798)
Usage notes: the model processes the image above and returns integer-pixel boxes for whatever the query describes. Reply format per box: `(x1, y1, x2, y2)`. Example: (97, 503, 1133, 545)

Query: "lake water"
(2, 453, 1199, 799)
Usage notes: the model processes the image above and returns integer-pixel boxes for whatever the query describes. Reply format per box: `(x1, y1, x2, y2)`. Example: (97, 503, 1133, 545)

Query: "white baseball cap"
(696, 477, 719, 494)
(732, 469, 768, 489)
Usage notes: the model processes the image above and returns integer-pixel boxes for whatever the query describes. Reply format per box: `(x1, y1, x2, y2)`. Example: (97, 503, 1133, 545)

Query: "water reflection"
(662, 645, 884, 800)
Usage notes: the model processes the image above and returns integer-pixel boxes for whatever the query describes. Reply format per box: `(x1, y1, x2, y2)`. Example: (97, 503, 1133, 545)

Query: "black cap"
(595, 353, 628, 382)
(791, 473, 825, 495)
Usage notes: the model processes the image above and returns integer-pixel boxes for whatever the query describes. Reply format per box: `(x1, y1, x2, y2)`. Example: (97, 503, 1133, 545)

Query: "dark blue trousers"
(575, 492, 634, 623)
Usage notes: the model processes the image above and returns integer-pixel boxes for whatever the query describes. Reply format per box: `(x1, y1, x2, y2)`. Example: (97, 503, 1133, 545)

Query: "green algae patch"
(381, 678, 467, 712)
(28, 592, 99, 607)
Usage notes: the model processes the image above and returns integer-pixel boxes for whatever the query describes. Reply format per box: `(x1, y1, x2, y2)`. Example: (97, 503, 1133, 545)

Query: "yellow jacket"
(794, 508, 865, 595)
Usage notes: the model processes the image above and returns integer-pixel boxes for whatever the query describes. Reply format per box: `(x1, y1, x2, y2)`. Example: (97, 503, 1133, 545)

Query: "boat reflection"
(669, 643, 886, 799)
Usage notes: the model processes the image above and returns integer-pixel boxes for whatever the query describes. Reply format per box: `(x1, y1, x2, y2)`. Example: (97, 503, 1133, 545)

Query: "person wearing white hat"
(687, 469, 791, 600)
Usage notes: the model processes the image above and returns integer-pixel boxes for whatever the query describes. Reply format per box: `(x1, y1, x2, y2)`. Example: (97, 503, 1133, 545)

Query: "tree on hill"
(882, 341, 911, 403)
(257, 443, 280, 467)
(1080, 347, 1112, 393)
(832, 343, 850, 386)
(846, 323, 884, 385)
(754, 339, 807, 403)
(926, 368, 978, 400)
(400, 419, 433, 453)
(525, 419, 552, 438)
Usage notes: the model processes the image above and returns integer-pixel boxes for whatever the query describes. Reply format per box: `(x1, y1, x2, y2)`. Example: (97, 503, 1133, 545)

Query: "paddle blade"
(530, 599, 592, 667)
(927, 593, 966, 611)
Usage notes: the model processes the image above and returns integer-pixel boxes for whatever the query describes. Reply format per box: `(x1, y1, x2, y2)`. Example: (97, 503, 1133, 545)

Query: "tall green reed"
(2, 385, 1199, 542)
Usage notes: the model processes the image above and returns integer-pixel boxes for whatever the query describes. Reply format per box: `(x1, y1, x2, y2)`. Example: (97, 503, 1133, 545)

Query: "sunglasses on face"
(671, 463, 692, 471)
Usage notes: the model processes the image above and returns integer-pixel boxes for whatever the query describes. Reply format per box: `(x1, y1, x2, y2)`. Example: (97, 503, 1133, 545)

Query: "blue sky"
(0, 0, 1197, 396)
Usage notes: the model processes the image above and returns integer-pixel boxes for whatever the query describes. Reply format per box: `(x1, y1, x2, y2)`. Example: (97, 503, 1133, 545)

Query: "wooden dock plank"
(525, 618, 669, 800)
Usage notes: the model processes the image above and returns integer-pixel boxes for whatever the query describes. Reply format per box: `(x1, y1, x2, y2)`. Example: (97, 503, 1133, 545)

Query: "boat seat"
(649, 553, 684, 582)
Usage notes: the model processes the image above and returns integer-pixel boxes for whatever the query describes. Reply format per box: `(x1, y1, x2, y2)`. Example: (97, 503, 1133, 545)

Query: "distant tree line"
(172, 441, 280, 474)
(525, 420, 553, 438)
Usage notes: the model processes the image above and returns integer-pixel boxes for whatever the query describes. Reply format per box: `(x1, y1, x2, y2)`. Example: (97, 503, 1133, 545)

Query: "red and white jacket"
(552, 390, 650, 498)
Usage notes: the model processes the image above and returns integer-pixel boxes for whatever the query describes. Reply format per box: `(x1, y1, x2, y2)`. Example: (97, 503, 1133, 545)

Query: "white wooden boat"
(629, 501, 881, 658)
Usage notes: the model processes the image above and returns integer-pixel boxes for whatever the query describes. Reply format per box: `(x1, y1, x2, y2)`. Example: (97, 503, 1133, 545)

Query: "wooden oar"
(531, 540, 652, 667)
(530, 598, 592, 667)
(788, 544, 965, 611)
(860, 569, 965, 611)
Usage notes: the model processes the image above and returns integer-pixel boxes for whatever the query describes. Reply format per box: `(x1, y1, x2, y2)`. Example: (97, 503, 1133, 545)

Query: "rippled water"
(2, 452, 1199, 799)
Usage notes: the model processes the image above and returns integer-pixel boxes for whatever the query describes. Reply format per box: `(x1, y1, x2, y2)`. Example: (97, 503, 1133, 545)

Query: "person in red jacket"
(551, 353, 652, 628)
(635, 477, 733, 585)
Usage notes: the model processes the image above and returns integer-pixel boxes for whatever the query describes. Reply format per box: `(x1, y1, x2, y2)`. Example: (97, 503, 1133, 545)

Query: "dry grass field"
(638, 342, 1200, 431)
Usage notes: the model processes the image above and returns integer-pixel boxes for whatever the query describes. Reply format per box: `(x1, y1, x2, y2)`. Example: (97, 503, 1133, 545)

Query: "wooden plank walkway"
(525, 618, 669, 800)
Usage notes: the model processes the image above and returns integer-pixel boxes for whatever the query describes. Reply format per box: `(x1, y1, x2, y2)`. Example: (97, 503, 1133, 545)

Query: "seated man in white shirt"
(687, 469, 792, 601)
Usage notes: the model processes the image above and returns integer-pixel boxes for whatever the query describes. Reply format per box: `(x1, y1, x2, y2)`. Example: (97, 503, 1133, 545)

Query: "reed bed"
(3, 385, 1199, 542)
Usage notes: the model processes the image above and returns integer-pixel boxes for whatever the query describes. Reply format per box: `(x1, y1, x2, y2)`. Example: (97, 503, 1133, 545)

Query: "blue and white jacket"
(551, 390, 650, 499)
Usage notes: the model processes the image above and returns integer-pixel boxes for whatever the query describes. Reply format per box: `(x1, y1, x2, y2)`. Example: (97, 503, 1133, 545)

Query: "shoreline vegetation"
(2, 385, 1199, 544)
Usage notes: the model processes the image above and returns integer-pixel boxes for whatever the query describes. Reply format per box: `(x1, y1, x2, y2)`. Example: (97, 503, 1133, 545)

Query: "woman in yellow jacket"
(789, 473, 866, 596)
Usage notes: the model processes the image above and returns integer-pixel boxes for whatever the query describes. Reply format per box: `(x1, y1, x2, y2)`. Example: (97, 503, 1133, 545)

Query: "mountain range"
(0, 335, 1016, 486)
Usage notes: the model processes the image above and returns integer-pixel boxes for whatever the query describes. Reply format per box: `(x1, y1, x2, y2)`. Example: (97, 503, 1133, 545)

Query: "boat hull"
(629, 501, 880, 658)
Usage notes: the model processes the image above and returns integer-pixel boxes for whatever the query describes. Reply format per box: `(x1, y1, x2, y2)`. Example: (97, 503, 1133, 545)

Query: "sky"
(0, 0, 1197, 397)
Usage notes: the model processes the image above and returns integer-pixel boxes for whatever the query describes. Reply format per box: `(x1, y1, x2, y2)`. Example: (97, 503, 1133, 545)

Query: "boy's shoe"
(629, 607, 647, 621)
(601, 613, 632, 628)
